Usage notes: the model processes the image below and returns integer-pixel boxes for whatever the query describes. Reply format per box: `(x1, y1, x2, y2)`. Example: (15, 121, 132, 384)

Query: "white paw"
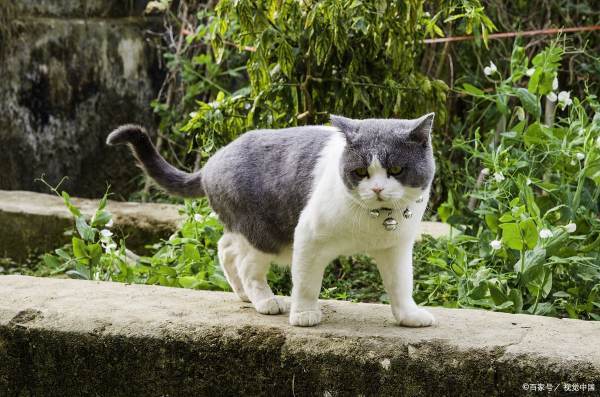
(395, 307, 435, 327)
(289, 310, 322, 327)
(254, 297, 289, 315)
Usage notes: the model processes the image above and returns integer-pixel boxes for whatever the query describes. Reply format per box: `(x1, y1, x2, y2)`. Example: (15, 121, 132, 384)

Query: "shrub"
(415, 40, 600, 320)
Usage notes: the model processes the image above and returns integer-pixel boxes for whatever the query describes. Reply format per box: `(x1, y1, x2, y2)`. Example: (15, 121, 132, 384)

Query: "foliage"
(423, 0, 496, 47)
(419, 0, 600, 209)
(419, 41, 600, 320)
(40, 185, 229, 292)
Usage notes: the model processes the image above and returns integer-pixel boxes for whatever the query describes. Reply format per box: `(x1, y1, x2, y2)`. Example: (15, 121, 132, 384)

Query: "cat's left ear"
(331, 115, 359, 141)
(409, 112, 435, 146)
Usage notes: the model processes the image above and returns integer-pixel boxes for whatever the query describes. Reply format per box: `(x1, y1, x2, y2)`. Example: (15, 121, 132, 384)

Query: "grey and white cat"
(107, 113, 436, 327)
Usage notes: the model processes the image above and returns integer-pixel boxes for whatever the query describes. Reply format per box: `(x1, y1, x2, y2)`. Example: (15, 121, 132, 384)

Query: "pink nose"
(372, 187, 384, 194)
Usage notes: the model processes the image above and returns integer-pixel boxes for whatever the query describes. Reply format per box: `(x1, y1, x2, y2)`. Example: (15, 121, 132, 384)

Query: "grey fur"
(107, 114, 435, 254)
(106, 125, 204, 197)
(201, 127, 333, 253)
(332, 113, 435, 191)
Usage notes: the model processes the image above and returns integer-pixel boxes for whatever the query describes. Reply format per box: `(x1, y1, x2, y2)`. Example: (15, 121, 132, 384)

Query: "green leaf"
(488, 283, 508, 305)
(498, 213, 513, 223)
(500, 223, 523, 251)
(72, 237, 88, 260)
(462, 83, 484, 97)
(508, 289, 523, 313)
(43, 254, 61, 268)
(519, 218, 538, 250)
(484, 214, 498, 232)
(515, 247, 546, 275)
(523, 122, 552, 146)
(92, 210, 112, 227)
(527, 67, 540, 92)
(469, 283, 488, 300)
(88, 243, 103, 267)
(178, 276, 200, 289)
(62, 191, 81, 217)
(514, 87, 540, 120)
(66, 269, 89, 280)
(76, 216, 96, 242)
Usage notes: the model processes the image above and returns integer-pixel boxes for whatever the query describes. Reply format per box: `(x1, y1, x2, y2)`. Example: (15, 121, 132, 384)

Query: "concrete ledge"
(0, 189, 450, 261)
(1, 276, 598, 396)
(0, 190, 180, 260)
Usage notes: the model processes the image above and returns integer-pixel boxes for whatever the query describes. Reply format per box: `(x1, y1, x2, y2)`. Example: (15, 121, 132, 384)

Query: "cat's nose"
(371, 187, 384, 194)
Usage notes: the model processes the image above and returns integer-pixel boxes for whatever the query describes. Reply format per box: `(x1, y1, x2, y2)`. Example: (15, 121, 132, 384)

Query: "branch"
(423, 25, 600, 45)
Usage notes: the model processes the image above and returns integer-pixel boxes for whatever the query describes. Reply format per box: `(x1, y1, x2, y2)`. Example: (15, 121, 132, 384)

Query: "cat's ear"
(409, 112, 435, 146)
(331, 115, 359, 141)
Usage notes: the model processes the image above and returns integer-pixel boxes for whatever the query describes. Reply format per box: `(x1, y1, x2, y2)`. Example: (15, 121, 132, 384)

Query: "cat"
(107, 113, 436, 327)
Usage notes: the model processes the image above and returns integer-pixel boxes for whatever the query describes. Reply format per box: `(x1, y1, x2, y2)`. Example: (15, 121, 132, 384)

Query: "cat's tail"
(106, 125, 205, 197)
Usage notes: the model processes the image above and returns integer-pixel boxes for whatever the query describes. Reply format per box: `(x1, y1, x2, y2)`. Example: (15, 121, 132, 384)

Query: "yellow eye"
(354, 167, 368, 177)
(388, 166, 403, 175)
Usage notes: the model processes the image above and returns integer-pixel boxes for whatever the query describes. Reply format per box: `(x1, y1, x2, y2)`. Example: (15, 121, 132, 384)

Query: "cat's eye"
(388, 166, 403, 176)
(354, 167, 369, 177)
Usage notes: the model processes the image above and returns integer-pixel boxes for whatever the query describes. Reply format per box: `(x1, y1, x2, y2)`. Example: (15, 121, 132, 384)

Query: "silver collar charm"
(369, 195, 423, 231)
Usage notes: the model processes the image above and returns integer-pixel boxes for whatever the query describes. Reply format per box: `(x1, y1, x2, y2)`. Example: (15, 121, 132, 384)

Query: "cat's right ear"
(330, 115, 358, 141)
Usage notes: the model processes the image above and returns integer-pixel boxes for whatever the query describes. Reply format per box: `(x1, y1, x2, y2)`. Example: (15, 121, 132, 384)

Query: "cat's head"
(331, 113, 435, 207)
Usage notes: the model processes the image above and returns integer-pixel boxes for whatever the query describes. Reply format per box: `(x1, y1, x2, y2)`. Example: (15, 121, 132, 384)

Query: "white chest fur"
(296, 130, 429, 256)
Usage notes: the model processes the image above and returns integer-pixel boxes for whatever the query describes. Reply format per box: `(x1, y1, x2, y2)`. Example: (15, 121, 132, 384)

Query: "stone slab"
(0, 190, 180, 260)
(0, 276, 599, 396)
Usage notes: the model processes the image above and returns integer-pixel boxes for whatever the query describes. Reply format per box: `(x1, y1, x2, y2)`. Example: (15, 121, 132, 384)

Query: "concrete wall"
(0, 0, 162, 198)
(0, 190, 181, 259)
(1, 276, 599, 396)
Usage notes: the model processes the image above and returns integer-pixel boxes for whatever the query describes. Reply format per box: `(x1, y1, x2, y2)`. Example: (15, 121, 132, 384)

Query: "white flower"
(423, 11, 431, 17)
(565, 223, 577, 233)
(106, 219, 114, 228)
(244, 103, 252, 110)
(546, 92, 557, 102)
(493, 172, 505, 182)
(194, 213, 202, 222)
(483, 61, 497, 76)
(526, 178, 532, 186)
(103, 242, 117, 253)
(525, 68, 535, 77)
(481, 168, 490, 176)
(100, 229, 113, 238)
(189, 111, 197, 118)
(552, 76, 559, 91)
(576, 152, 585, 161)
(558, 91, 572, 107)
(490, 240, 502, 250)
(539, 229, 553, 239)
(516, 107, 525, 121)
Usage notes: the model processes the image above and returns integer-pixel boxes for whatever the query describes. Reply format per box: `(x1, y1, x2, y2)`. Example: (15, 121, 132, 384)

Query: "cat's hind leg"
(223, 233, 289, 315)
(218, 232, 249, 302)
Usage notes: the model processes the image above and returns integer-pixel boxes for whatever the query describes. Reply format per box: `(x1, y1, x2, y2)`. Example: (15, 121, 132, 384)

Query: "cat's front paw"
(289, 310, 322, 327)
(255, 297, 289, 315)
(394, 307, 435, 327)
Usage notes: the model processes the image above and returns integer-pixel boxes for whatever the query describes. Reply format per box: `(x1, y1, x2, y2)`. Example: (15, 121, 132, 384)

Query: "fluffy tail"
(106, 124, 205, 197)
